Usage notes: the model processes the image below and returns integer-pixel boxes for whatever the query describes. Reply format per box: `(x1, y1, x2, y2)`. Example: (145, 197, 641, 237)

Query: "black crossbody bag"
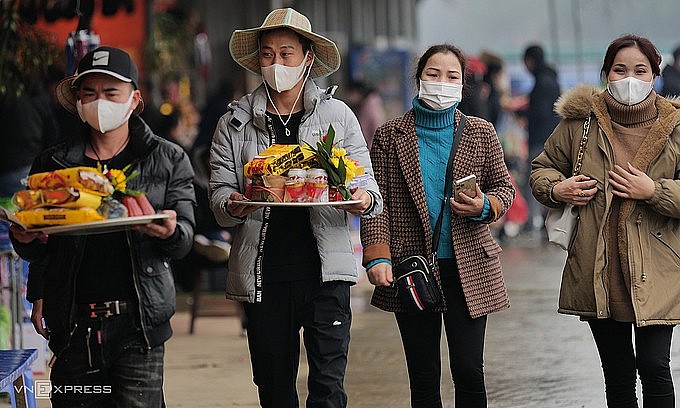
(393, 114, 467, 312)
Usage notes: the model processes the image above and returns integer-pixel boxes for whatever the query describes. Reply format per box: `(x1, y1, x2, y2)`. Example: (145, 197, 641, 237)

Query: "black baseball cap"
(56, 46, 143, 115)
(72, 46, 139, 88)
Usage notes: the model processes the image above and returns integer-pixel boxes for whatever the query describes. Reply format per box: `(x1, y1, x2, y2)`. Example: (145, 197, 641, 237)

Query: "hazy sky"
(416, 0, 679, 86)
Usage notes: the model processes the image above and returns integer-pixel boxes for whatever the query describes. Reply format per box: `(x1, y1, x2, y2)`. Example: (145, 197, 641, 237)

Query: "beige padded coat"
(531, 85, 680, 326)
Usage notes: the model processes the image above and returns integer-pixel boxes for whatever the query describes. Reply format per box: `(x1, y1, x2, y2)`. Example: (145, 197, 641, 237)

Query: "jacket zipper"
(49, 322, 78, 368)
(635, 213, 646, 282)
(45, 152, 91, 361)
(123, 161, 150, 349)
(650, 231, 680, 261)
(127, 231, 151, 349)
(632, 213, 644, 322)
(53, 236, 87, 361)
(86, 327, 93, 367)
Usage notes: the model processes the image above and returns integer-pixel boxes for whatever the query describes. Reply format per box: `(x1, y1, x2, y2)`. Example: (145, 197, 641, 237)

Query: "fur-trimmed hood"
(554, 84, 599, 120)
(554, 84, 680, 121)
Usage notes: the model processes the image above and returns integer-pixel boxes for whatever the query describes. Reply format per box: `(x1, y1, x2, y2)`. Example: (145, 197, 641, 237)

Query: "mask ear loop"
(307, 43, 315, 77)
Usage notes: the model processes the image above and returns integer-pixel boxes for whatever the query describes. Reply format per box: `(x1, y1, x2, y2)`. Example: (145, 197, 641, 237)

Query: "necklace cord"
(88, 136, 130, 172)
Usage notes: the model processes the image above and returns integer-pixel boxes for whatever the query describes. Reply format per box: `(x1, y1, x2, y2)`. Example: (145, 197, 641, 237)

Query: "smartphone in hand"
(454, 174, 477, 203)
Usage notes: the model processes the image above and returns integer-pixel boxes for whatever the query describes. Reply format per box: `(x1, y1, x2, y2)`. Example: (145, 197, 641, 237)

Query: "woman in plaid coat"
(360, 44, 514, 407)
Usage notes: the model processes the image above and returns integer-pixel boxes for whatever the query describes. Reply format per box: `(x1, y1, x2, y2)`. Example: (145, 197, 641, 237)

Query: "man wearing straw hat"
(210, 8, 382, 407)
(10, 46, 195, 407)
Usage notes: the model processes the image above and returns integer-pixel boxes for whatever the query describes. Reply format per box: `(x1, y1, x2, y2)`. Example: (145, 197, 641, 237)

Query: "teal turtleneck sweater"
(414, 97, 457, 259)
(413, 97, 490, 260)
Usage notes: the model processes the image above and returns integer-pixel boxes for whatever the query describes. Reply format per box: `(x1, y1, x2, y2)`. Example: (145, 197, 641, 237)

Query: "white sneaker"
(193, 234, 231, 263)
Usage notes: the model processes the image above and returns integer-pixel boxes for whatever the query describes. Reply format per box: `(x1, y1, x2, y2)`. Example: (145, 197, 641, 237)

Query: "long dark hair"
(600, 34, 661, 81)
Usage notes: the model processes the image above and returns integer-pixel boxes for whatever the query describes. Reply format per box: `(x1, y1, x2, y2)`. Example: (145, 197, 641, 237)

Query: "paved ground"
(26, 237, 680, 407)
(162, 239, 680, 407)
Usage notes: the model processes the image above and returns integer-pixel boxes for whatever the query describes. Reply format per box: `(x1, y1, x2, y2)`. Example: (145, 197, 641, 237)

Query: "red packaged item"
(135, 194, 155, 215)
(122, 196, 143, 217)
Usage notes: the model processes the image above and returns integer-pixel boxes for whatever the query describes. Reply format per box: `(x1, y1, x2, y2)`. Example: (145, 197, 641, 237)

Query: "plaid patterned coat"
(360, 109, 514, 317)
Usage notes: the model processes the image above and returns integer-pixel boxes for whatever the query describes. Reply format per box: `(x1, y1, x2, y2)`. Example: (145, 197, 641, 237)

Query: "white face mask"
(261, 52, 311, 93)
(76, 91, 134, 133)
(418, 80, 463, 110)
(607, 76, 655, 106)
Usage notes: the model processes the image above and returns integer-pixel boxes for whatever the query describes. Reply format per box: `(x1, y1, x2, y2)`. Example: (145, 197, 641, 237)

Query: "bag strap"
(431, 114, 467, 259)
(572, 115, 592, 176)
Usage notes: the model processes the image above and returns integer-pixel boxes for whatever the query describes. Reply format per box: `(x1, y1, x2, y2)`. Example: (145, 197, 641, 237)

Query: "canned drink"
(306, 168, 328, 202)
(286, 168, 307, 185)
(284, 168, 308, 202)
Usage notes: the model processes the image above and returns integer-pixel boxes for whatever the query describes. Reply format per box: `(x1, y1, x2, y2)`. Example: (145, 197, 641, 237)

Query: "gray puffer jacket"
(209, 80, 383, 302)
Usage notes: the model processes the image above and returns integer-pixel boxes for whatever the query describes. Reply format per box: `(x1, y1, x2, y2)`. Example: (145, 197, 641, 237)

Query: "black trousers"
(243, 279, 351, 408)
(588, 319, 676, 408)
(395, 258, 487, 408)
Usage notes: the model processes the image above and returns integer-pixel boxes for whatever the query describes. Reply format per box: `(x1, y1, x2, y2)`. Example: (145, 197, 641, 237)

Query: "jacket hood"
(553, 84, 600, 120)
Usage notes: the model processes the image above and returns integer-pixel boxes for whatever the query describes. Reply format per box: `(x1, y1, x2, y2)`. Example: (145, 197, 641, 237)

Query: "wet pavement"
(161, 237, 680, 407)
(31, 238, 678, 407)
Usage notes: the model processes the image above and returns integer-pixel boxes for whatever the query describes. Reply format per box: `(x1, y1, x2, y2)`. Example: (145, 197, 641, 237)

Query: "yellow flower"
(332, 147, 346, 158)
(343, 158, 357, 183)
(107, 169, 127, 192)
(330, 157, 340, 168)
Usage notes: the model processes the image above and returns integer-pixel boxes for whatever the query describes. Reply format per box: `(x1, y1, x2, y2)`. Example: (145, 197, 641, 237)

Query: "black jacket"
(12, 115, 196, 354)
(522, 65, 561, 151)
(661, 64, 680, 98)
(0, 91, 61, 174)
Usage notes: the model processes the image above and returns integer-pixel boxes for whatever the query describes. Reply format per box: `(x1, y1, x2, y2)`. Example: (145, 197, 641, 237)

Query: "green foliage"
(305, 125, 352, 200)
(0, 2, 62, 100)
(143, 9, 193, 84)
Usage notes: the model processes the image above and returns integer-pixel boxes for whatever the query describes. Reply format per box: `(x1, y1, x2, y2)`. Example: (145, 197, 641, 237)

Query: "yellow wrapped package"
(244, 144, 313, 178)
(13, 188, 102, 211)
(28, 167, 114, 196)
(15, 208, 105, 227)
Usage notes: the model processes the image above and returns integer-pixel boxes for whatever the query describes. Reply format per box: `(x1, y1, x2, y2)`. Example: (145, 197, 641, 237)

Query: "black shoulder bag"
(393, 114, 468, 312)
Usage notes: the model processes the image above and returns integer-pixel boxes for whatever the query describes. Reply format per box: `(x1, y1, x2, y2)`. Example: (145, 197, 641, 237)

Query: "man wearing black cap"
(10, 46, 196, 407)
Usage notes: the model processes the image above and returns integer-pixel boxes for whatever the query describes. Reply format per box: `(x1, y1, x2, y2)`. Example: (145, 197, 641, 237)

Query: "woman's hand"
(226, 191, 263, 217)
(366, 262, 393, 287)
(450, 184, 485, 217)
(552, 174, 598, 206)
(608, 163, 655, 200)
